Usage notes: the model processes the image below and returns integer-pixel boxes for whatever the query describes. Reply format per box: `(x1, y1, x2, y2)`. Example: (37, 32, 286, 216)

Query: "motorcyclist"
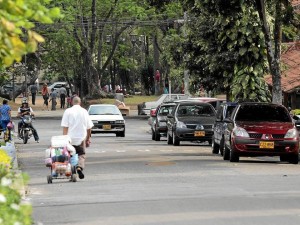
(17, 98, 39, 142)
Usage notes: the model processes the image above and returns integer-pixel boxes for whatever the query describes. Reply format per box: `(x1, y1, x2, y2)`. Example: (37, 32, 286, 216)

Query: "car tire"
(154, 130, 161, 141)
(223, 145, 230, 160)
(120, 130, 125, 137)
(151, 129, 155, 140)
(167, 132, 173, 145)
(173, 131, 180, 146)
(219, 137, 224, 156)
(230, 150, 239, 162)
(280, 155, 289, 162)
(288, 154, 299, 164)
(212, 137, 220, 154)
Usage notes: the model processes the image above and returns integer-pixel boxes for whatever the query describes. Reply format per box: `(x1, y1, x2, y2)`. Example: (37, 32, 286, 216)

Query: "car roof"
(176, 101, 213, 106)
(89, 104, 117, 107)
(220, 102, 238, 106)
(239, 102, 283, 107)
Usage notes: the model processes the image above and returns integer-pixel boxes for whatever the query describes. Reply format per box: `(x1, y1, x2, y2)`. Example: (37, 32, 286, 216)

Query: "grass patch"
(89, 95, 158, 106)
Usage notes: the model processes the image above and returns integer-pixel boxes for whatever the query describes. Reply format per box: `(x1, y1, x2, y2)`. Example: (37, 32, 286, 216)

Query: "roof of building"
(265, 42, 300, 93)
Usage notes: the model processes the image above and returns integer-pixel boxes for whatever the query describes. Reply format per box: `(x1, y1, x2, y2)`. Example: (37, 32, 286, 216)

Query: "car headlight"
(115, 120, 124, 124)
(284, 128, 298, 138)
(177, 121, 187, 128)
(233, 127, 249, 137)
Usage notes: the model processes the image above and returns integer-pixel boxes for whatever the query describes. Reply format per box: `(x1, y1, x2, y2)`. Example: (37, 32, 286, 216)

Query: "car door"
(214, 105, 224, 144)
(166, 104, 177, 137)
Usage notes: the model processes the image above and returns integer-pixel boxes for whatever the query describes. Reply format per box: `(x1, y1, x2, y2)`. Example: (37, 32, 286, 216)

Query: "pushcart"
(45, 135, 78, 184)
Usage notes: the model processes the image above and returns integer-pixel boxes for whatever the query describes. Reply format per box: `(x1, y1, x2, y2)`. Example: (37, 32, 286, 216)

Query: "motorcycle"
(19, 114, 35, 144)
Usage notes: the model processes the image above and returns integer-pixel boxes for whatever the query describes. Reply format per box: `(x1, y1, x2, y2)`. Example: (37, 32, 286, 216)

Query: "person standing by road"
(0, 99, 12, 140)
(30, 83, 38, 105)
(41, 83, 49, 111)
(49, 88, 57, 111)
(58, 85, 67, 109)
(61, 96, 93, 179)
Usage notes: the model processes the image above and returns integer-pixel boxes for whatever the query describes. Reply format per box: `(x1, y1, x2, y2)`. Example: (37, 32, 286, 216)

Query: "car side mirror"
(223, 118, 233, 123)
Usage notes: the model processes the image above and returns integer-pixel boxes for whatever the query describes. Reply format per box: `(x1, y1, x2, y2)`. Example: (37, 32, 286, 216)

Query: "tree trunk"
(256, 0, 282, 104)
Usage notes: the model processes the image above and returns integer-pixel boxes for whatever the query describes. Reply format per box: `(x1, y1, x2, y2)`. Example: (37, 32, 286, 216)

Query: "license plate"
(103, 124, 111, 130)
(194, 131, 205, 137)
(259, 141, 274, 149)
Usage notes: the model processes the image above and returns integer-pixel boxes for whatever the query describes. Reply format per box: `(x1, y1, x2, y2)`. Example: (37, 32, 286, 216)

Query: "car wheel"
(219, 137, 224, 156)
(212, 137, 220, 154)
(167, 132, 173, 145)
(223, 145, 230, 160)
(230, 150, 239, 162)
(151, 129, 155, 140)
(120, 130, 125, 137)
(288, 154, 299, 164)
(280, 155, 289, 162)
(173, 131, 180, 146)
(154, 130, 161, 141)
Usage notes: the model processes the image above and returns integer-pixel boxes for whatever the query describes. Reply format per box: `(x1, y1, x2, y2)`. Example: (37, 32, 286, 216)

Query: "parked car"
(0, 84, 21, 99)
(166, 101, 216, 146)
(223, 102, 299, 164)
(88, 104, 125, 137)
(212, 102, 238, 155)
(47, 82, 72, 94)
(188, 97, 226, 110)
(150, 102, 176, 141)
(138, 94, 189, 115)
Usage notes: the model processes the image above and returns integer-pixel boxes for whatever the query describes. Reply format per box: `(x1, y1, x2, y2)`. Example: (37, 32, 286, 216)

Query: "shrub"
(0, 150, 32, 225)
(292, 109, 300, 115)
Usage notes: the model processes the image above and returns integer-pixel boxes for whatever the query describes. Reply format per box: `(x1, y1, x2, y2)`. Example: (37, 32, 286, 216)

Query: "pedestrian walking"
(61, 96, 93, 179)
(49, 88, 57, 111)
(30, 83, 38, 105)
(58, 85, 67, 109)
(0, 99, 12, 140)
(41, 83, 49, 111)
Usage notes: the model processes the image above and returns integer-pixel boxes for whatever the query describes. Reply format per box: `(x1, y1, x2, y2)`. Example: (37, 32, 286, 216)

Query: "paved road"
(16, 119, 300, 225)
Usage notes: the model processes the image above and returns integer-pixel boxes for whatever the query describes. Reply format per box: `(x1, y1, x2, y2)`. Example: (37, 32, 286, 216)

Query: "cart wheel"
(47, 175, 52, 184)
(71, 174, 77, 182)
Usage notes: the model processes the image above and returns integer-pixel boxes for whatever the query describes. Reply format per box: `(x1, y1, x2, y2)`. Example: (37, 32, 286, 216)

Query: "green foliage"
(0, 0, 61, 68)
(292, 109, 300, 116)
(0, 151, 32, 225)
(183, 0, 271, 101)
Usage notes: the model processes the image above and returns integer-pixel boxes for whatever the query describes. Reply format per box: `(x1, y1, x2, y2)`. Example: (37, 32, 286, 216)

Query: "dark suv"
(151, 102, 176, 141)
(223, 102, 299, 164)
(212, 102, 238, 155)
(166, 101, 216, 146)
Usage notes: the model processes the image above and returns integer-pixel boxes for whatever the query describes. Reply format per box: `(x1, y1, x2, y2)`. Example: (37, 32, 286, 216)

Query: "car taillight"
(150, 109, 157, 117)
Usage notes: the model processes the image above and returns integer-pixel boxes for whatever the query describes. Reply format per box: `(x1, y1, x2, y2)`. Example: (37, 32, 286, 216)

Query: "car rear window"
(158, 105, 174, 115)
(177, 105, 215, 117)
(89, 106, 120, 115)
(235, 104, 291, 122)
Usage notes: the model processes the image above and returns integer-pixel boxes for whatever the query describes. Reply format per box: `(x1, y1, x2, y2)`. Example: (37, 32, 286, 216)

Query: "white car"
(139, 94, 189, 116)
(88, 104, 125, 137)
(47, 82, 70, 94)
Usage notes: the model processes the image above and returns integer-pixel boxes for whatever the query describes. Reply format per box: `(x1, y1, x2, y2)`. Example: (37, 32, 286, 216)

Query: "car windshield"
(158, 105, 174, 116)
(89, 106, 120, 115)
(177, 105, 215, 117)
(235, 104, 291, 122)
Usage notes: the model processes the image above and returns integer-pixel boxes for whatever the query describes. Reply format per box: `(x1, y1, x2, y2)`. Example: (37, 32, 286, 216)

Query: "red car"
(223, 102, 299, 164)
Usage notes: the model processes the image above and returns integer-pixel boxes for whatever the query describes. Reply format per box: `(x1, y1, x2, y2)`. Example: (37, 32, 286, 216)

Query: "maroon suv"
(223, 102, 299, 164)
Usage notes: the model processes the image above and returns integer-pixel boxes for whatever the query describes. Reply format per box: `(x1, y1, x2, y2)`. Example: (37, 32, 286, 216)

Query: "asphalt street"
(16, 118, 300, 225)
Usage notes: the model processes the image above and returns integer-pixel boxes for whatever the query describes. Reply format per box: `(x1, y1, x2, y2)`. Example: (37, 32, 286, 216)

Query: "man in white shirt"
(61, 96, 93, 179)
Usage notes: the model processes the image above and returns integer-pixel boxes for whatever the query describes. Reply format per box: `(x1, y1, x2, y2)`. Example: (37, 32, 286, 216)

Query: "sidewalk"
(11, 95, 140, 119)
